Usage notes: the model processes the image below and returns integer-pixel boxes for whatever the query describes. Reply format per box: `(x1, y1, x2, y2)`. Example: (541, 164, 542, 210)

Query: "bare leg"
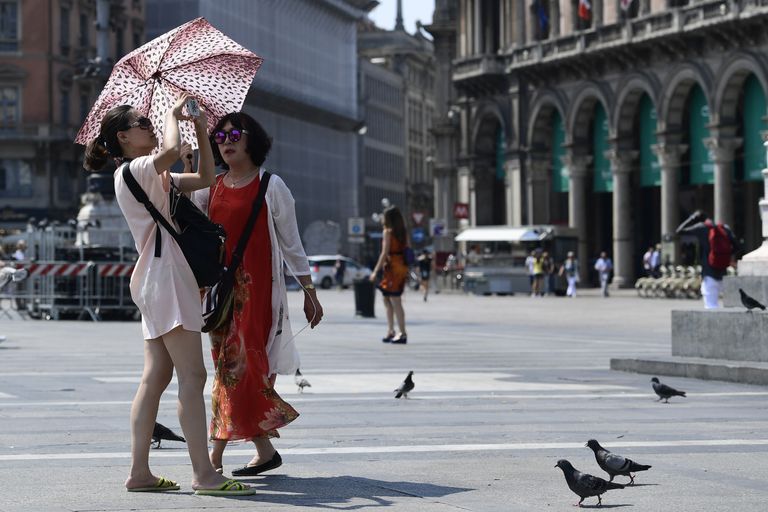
(390, 296, 406, 336)
(125, 338, 174, 489)
(161, 326, 229, 490)
(210, 439, 227, 471)
(421, 279, 429, 301)
(383, 295, 394, 335)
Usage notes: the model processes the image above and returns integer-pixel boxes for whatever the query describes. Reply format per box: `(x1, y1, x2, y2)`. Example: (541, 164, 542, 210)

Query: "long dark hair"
(83, 105, 134, 171)
(383, 206, 407, 245)
(210, 112, 272, 170)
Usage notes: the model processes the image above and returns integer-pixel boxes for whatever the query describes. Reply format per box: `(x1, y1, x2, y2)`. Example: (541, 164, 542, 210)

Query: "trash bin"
(353, 279, 375, 318)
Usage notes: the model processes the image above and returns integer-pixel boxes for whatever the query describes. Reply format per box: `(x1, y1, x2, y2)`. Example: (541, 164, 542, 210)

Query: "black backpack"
(121, 163, 226, 288)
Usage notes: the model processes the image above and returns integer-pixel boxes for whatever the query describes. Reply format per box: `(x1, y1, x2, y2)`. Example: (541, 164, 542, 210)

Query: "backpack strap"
(120, 162, 180, 259)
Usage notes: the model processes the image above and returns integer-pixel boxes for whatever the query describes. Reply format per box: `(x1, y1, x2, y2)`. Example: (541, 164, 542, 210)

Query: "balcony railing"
(498, 1, 767, 71)
(452, 54, 504, 83)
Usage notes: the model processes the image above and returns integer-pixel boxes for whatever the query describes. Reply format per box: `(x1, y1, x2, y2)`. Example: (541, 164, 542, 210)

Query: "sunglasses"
(213, 128, 248, 144)
(124, 117, 153, 131)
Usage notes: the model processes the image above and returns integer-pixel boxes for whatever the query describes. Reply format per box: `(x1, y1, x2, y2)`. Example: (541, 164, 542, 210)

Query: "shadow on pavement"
(245, 475, 473, 509)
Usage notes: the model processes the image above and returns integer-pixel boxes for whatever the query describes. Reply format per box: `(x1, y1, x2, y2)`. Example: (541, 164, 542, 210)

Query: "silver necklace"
(227, 169, 258, 188)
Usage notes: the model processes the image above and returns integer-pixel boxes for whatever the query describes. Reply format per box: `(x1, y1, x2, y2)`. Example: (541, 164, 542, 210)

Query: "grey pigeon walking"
(585, 439, 652, 484)
(295, 369, 311, 393)
(394, 371, 414, 399)
(739, 288, 766, 312)
(651, 377, 686, 403)
(555, 459, 625, 507)
(151, 422, 185, 449)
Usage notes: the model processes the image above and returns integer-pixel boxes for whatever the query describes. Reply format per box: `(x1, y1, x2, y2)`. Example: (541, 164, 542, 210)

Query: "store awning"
(454, 226, 550, 243)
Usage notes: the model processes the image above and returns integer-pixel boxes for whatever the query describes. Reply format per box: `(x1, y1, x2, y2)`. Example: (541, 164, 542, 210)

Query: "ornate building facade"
(358, 1, 435, 253)
(0, 0, 144, 230)
(439, 0, 768, 285)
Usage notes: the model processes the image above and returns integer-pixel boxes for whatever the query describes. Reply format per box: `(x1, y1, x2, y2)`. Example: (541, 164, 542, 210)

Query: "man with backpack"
(676, 210, 739, 309)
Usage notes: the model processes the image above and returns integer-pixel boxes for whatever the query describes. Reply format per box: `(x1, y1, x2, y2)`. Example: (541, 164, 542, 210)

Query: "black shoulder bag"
(202, 171, 271, 333)
(121, 163, 227, 288)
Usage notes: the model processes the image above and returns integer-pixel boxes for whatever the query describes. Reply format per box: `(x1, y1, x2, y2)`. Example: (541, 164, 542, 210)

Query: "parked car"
(309, 255, 372, 289)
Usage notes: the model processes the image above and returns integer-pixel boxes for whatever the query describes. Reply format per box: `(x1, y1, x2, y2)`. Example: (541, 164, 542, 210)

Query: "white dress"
(114, 155, 203, 340)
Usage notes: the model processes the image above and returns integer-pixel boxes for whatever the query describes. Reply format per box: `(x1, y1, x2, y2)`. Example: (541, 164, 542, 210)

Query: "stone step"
(611, 356, 768, 386)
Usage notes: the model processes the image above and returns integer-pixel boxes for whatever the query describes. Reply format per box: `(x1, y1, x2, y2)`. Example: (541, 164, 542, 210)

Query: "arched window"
(480, 0, 500, 53)
(531, 0, 550, 41)
(573, 0, 593, 31)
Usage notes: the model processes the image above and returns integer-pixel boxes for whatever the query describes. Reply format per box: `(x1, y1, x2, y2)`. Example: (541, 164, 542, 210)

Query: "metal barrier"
(0, 261, 137, 321)
(633, 264, 734, 299)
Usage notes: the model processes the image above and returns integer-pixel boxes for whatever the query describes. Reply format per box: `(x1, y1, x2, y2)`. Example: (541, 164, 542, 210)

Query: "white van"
(308, 255, 372, 289)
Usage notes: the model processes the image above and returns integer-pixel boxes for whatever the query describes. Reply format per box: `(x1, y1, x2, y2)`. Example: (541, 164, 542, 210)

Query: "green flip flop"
(127, 476, 180, 492)
(194, 479, 255, 496)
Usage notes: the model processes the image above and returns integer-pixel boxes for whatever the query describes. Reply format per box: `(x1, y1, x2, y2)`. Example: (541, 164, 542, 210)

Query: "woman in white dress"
(83, 95, 253, 496)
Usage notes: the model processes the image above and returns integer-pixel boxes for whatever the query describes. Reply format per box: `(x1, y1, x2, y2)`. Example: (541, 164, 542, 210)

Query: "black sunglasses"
(213, 128, 248, 144)
(123, 117, 153, 131)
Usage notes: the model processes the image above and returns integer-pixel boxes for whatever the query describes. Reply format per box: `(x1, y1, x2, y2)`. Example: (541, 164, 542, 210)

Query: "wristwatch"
(304, 283, 316, 291)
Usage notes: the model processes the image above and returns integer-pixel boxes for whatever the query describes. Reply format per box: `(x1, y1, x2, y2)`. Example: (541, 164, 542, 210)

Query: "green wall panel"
(639, 94, 660, 187)
(593, 103, 612, 192)
(743, 75, 767, 182)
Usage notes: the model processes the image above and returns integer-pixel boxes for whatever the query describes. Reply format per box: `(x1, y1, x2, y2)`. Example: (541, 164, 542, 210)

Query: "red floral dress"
(207, 173, 298, 441)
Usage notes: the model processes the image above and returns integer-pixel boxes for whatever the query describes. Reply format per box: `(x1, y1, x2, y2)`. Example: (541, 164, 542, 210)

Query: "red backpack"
(705, 220, 732, 271)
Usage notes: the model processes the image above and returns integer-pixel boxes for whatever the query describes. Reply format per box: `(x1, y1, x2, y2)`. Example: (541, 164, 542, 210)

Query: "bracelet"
(303, 283, 316, 291)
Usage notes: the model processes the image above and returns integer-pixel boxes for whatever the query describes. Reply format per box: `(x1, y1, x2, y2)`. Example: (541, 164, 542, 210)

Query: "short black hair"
(210, 112, 272, 170)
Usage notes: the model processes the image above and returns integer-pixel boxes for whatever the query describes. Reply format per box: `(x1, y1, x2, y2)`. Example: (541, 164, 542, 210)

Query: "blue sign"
(412, 227, 425, 244)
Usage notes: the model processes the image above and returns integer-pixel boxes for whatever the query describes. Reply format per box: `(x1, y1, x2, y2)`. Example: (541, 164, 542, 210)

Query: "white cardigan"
(194, 169, 311, 375)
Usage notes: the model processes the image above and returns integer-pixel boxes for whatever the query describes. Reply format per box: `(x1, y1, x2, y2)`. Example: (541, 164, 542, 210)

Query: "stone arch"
(712, 51, 768, 125)
(613, 72, 661, 144)
(567, 82, 613, 145)
(470, 99, 508, 155)
(527, 88, 567, 151)
(469, 100, 508, 226)
(658, 62, 713, 133)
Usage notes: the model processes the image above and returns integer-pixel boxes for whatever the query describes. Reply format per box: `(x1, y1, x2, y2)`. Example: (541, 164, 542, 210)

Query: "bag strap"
(121, 162, 181, 259)
(224, 171, 271, 277)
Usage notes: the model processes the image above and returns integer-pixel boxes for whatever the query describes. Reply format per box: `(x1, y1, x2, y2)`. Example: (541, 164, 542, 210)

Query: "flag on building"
(532, 0, 549, 33)
(578, 0, 592, 20)
(620, 0, 635, 10)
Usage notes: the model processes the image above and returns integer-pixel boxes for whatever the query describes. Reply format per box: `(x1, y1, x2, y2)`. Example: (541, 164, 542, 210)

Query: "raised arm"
(152, 94, 189, 174)
(175, 105, 216, 192)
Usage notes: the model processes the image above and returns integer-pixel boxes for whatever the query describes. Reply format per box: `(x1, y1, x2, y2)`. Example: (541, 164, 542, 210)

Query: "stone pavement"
(1, 289, 767, 511)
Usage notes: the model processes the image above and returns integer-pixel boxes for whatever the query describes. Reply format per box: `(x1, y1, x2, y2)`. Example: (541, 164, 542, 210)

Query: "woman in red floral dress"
(197, 112, 323, 476)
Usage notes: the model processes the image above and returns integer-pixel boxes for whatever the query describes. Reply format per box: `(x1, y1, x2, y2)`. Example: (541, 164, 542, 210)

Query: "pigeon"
(555, 459, 625, 507)
(585, 439, 652, 484)
(651, 377, 686, 403)
(394, 371, 414, 399)
(739, 288, 766, 312)
(151, 422, 185, 449)
(295, 369, 311, 393)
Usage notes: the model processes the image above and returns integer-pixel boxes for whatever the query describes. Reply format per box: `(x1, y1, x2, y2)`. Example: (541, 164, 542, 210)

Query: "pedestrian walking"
(650, 243, 662, 277)
(676, 210, 738, 309)
(560, 251, 579, 297)
(525, 250, 536, 294)
(84, 97, 252, 495)
(594, 251, 613, 297)
(417, 249, 433, 302)
(370, 206, 409, 343)
(542, 251, 555, 296)
(334, 255, 347, 290)
(194, 111, 323, 477)
(532, 250, 545, 296)
(642, 246, 653, 277)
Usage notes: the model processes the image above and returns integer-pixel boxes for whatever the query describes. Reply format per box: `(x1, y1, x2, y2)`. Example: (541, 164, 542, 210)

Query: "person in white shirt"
(594, 251, 613, 297)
